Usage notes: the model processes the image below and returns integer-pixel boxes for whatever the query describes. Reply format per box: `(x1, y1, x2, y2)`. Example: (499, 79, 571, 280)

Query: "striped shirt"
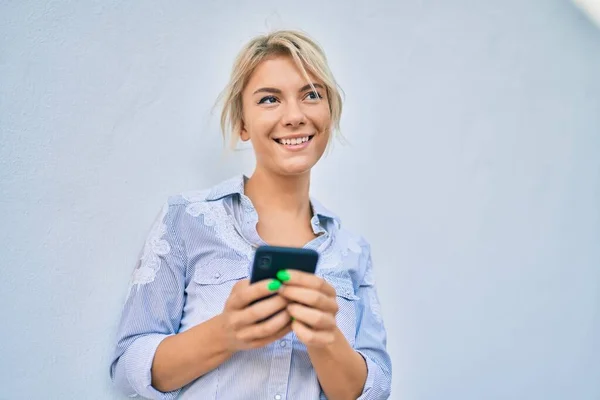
(109, 175, 392, 399)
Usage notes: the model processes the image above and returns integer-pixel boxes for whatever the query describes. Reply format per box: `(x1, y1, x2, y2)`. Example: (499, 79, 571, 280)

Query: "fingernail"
(276, 270, 290, 282)
(268, 279, 281, 291)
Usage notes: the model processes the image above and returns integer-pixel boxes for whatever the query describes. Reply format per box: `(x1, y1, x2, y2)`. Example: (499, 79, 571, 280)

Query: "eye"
(304, 91, 323, 101)
(258, 95, 278, 105)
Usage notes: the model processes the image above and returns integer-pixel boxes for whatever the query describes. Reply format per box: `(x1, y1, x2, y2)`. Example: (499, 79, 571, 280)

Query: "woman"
(110, 29, 391, 399)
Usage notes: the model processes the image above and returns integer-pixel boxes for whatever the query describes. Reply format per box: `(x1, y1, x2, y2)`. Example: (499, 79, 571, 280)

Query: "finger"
(277, 270, 336, 297)
(228, 278, 282, 310)
(236, 308, 293, 342)
(225, 280, 250, 310)
(291, 319, 336, 347)
(234, 295, 289, 327)
(278, 286, 338, 314)
(248, 323, 293, 349)
(247, 324, 292, 349)
(287, 303, 336, 330)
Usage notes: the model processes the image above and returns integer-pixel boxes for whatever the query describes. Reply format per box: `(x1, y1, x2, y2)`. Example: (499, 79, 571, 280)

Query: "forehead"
(245, 55, 321, 91)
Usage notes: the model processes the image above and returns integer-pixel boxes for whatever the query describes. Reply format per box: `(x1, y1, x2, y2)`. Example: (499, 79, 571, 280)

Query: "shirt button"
(274, 395, 282, 400)
(279, 340, 286, 347)
(214, 272, 221, 279)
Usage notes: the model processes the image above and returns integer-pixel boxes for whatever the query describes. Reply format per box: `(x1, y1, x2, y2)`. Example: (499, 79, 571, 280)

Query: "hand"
(219, 279, 292, 352)
(276, 270, 340, 348)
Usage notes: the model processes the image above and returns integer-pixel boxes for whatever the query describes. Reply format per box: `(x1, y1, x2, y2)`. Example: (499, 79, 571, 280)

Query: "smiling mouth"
(273, 134, 315, 146)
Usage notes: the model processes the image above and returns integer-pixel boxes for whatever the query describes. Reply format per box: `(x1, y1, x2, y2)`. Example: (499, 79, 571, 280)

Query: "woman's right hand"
(219, 279, 292, 352)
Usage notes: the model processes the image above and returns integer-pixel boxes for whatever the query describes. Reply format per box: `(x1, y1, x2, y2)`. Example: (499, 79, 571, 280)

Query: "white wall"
(1, 1, 599, 399)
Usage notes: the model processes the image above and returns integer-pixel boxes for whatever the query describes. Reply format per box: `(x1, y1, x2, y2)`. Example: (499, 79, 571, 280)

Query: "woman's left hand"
(276, 270, 339, 348)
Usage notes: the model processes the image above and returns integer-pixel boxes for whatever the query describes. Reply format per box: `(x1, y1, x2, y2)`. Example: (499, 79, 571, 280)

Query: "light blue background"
(1, 1, 599, 399)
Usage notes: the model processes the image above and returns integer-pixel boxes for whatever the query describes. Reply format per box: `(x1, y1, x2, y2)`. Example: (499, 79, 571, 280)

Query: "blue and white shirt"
(110, 175, 392, 399)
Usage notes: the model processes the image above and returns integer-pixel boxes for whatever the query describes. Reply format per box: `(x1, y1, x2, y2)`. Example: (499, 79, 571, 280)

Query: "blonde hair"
(218, 30, 344, 149)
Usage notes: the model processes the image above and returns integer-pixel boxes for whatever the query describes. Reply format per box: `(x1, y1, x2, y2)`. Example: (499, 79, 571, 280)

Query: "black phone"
(250, 245, 319, 284)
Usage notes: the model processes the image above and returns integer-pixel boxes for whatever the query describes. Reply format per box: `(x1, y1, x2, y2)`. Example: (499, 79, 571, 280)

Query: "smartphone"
(250, 245, 319, 284)
(249, 246, 319, 314)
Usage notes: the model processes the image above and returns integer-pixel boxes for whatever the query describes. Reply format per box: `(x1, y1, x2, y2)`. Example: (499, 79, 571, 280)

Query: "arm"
(109, 203, 191, 399)
(110, 204, 234, 396)
(110, 203, 293, 398)
(279, 243, 392, 400)
(350, 246, 392, 399)
(150, 315, 233, 392)
(152, 280, 294, 392)
(306, 328, 368, 400)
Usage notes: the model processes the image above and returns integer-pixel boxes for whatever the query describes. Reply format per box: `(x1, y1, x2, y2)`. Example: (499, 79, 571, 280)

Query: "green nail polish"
(276, 270, 291, 282)
(268, 279, 281, 291)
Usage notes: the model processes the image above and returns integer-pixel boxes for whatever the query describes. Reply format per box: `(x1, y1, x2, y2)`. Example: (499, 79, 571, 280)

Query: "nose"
(281, 100, 306, 128)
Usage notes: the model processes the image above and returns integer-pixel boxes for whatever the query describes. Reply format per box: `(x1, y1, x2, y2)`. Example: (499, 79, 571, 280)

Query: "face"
(240, 55, 331, 177)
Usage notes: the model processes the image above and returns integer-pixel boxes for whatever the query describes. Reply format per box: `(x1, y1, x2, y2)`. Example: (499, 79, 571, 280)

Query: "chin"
(277, 160, 316, 176)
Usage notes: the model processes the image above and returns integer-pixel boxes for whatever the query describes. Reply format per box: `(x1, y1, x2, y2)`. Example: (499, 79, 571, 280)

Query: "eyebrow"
(252, 83, 325, 95)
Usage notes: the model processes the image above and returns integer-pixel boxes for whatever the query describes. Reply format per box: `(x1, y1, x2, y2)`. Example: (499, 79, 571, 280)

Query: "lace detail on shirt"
(369, 289, 383, 323)
(181, 189, 210, 204)
(185, 199, 253, 260)
(127, 203, 171, 300)
(341, 236, 363, 257)
(364, 257, 383, 323)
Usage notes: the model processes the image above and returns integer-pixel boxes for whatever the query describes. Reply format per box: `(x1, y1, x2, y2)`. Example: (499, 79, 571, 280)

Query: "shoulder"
(159, 178, 233, 223)
(166, 189, 212, 207)
(311, 196, 372, 255)
(336, 225, 372, 257)
(166, 175, 243, 208)
(164, 174, 240, 208)
(158, 190, 212, 225)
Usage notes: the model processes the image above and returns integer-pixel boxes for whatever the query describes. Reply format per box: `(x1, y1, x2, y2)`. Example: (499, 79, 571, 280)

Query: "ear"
(240, 120, 250, 141)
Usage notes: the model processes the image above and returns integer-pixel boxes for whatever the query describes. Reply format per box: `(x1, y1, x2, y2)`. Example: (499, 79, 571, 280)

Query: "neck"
(244, 168, 312, 218)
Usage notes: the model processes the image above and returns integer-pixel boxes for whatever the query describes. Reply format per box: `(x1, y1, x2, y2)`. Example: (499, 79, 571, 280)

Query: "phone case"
(250, 245, 319, 284)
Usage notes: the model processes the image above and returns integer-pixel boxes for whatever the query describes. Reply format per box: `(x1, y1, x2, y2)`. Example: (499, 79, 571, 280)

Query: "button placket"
(267, 333, 292, 400)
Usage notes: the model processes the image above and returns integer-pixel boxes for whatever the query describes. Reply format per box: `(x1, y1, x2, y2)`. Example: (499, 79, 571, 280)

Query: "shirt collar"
(205, 174, 340, 223)
(205, 175, 245, 202)
(309, 197, 340, 224)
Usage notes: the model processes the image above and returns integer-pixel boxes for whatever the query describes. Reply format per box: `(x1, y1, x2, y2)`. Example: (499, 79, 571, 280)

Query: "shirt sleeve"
(354, 242, 392, 400)
(109, 202, 187, 399)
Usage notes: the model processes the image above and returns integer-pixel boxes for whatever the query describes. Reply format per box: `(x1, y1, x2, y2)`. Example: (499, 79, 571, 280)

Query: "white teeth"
(279, 136, 309, 146)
